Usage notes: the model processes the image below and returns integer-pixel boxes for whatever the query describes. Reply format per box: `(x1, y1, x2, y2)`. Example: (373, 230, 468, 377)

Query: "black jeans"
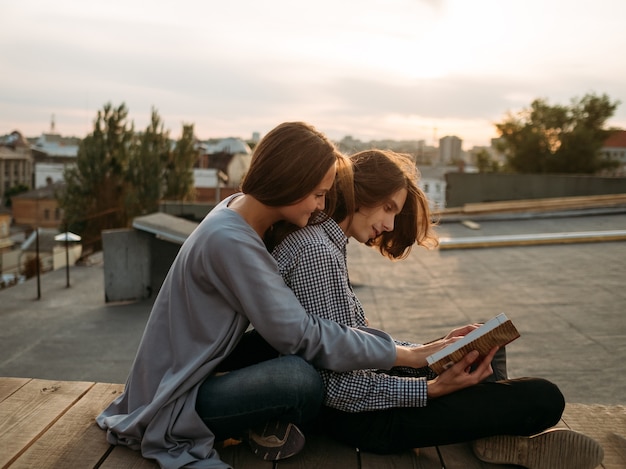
(316, 377, 564, 453)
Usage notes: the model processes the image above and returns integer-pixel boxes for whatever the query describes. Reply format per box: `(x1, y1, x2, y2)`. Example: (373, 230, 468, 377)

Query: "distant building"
(416, 140, 439, 165)
(0, 131, 33, 204)
(19, 227, 81, 275)
(417, 165, 450, 211)
(195, 137, 252, 202)
(600, 130, 626, 175)
(439, 136, 463, 165)
(11, 181, 65, 229)
(30, 133, 80, 188)
(0, 209, 11, 250)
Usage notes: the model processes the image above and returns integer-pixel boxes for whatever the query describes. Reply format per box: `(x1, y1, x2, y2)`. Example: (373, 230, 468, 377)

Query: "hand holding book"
(426, 313, 520, 375)
(426, 346, 500, 398)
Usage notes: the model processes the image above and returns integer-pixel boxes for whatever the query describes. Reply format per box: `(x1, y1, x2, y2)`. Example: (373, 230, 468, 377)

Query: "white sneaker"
(472, 428, 604, 469)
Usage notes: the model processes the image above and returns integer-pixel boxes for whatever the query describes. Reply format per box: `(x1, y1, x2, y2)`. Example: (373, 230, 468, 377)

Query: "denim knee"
(274, 355, 324, 421)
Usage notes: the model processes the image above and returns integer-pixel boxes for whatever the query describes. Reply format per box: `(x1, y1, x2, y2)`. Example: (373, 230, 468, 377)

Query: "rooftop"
(1, 209, 625, 467)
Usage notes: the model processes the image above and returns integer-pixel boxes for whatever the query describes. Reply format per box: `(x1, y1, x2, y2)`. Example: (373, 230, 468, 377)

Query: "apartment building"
(0, 131, 33, 204)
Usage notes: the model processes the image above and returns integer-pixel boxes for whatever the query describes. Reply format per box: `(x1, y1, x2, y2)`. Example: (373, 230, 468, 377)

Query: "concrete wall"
(0, 249, 20, 276)
(102, 229, 151, 303)
(159, 200, 216, 222)
(51, 244, 82, 271)
(445, 173, 626, 207)
(102, 228, 183, 303)
(149, 236, 182, 296)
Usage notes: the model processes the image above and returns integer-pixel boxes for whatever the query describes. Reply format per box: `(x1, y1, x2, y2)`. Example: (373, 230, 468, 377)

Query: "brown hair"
(241, 121, 340, 206)
(244, 122, 351, 250)
(332, 149, 438, 259)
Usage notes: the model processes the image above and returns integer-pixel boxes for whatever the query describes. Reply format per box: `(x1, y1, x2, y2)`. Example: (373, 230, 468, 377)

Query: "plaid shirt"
(273, 215, 434, 412)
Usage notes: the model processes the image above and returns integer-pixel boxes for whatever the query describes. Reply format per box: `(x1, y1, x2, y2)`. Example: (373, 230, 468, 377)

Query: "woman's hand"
(394, 338, 461, 368)
(393, 323, 485, 369)
(426, 346, 498, 398)
(443, 323, 481, 340)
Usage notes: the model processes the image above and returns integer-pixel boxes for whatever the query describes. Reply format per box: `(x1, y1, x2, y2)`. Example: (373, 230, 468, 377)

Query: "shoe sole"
(472, 428, 604, 469)
(248, 422, 305, 461)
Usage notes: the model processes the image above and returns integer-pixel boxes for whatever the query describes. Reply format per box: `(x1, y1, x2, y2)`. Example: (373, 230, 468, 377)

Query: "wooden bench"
(1, 377, 624, 468)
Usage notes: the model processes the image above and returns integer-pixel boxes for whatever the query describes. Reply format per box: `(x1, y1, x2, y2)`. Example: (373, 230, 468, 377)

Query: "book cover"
(426, 313, 520, 375)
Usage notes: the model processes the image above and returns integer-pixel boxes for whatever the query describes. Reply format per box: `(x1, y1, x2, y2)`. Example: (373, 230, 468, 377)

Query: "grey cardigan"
(96, 195, 396, 468)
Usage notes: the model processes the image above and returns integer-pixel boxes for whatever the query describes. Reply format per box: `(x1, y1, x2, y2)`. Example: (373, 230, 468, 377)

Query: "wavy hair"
(332, 149, 438, 259)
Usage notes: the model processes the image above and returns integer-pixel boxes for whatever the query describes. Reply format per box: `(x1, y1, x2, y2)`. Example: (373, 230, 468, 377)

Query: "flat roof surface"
(132, 212, 199, 244)
(1, 212, 624, 406)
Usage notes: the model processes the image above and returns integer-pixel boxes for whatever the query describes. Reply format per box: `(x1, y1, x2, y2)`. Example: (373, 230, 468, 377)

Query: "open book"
(426, 313, 520, 375)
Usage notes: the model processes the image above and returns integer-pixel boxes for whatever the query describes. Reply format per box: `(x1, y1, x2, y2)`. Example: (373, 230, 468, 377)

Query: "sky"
(1, 0, 625, 149)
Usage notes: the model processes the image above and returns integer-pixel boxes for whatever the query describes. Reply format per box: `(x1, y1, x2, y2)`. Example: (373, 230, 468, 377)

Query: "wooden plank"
(360, 447, 420, 469)
(219, 441, 273, 468)
(0, 377, 30, 402)
(99, 445, 159, 469)
(433, 406, 624, 469)
(278, 433, 357, 468)
(0, 378, 94, 468)
(561, 403, 626, 469)
(431, 415, 583, 468)
(435, 442, 515, 468)
(414, 447, 448, 469)
(1, 377, 621, 469)
(10, 382, 124, 469)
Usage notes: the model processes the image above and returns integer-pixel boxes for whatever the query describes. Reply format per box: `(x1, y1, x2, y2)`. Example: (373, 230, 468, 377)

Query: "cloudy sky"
(1, 0, 625, 148)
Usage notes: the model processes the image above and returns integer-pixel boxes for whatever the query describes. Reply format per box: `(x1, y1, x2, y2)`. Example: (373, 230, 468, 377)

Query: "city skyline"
(1, 0, 625, 149)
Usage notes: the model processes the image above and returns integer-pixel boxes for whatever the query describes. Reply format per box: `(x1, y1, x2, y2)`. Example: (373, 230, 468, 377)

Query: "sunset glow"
(1, 0, 625, 148)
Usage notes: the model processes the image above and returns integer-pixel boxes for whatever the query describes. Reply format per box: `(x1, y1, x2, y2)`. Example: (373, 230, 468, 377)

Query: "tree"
(60, 103, 134, 246)
(126, 108, 170, 219)
(475, 149, 500, 173)
(3, 183, 29, 207)
(163, 124, 198, 201)
(60, 103, 201, 251)
(495, 93, 620, 174)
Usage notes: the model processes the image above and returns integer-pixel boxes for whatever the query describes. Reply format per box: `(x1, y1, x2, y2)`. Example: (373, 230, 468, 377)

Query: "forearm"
(322, 369, 428, 412)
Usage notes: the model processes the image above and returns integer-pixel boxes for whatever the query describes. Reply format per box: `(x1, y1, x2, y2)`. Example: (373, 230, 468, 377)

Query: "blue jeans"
(195, 355, 323, 441)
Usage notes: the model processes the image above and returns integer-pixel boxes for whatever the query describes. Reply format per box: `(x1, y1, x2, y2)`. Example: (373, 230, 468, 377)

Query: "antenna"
(51, 114, 56, 133)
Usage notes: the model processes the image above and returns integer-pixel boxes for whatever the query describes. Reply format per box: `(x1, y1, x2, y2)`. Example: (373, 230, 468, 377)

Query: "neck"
(229, 194, 279, 237)
(338, 217, 352, 238)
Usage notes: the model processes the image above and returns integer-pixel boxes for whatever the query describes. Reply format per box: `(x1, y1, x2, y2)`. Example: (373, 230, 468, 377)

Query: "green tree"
(163, 124, 198, 201)
(126, 108, 170, 218)
(60, 103, 134, 245)
(475, 149, 500, 173)
(3, 183, 29, 207)
(61, 103, 201, 244)
(495, 93, 620, 173)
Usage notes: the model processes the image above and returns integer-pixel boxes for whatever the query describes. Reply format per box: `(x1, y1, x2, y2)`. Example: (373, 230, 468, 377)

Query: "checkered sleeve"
(275, 230, 429, 412)
(278, 242, 356, 326)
